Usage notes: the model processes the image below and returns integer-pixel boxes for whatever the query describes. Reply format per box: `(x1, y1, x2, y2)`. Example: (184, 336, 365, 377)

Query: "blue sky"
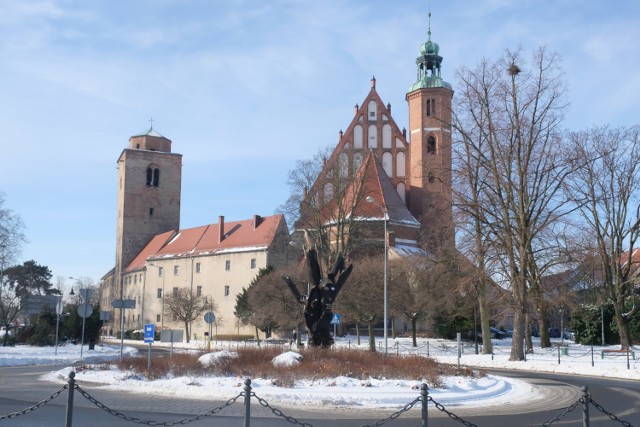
(1, 0, 639, 286)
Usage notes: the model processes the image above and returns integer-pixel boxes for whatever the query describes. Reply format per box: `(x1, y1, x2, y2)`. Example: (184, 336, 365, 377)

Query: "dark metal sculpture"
(282, 249, 352, 347)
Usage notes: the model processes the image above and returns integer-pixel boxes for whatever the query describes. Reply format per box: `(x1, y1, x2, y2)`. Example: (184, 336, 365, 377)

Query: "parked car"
(548, 328, 561, 338)
(489, 327, 506, 339)
(563, 329, 575, 340)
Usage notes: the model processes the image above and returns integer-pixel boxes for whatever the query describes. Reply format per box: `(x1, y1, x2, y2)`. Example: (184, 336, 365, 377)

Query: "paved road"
(0, 364, 638, 426)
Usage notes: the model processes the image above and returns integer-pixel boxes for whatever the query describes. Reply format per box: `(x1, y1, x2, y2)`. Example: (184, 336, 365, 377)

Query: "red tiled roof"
(344, 151, 419, 225)
(124, 215, 285, 272)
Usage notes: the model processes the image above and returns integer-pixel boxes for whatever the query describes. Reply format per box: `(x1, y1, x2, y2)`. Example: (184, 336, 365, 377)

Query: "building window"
(149, 207, 154, 216)
(196, 286, 202, 297)
(224, 285, 230, 296)
(195, 262, 201, 273)
(427, 136, 436, 154)
(153, 168, 159, 187)
(173, 287, 178, 296)
(225, 260, 231, 271)
(156, 314, 161, 322)
(134, 275, 137, 284)
(174, 265, 180, 275)
(146, 167, 153, 186)
(250, 258, 256, 269)
(158, 267, 164, 277)
(157, 288, 162, 298)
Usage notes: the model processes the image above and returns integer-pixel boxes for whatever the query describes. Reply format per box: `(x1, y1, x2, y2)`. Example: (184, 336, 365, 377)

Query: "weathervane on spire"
(149, 117, 154, 130)
(427, 10, 432, 41)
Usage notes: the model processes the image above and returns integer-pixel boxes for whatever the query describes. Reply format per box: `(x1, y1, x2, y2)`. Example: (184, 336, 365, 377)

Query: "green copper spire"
(409, 12, 452, 92)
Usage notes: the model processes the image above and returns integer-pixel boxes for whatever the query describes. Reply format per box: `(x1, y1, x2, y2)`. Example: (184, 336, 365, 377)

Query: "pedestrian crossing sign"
(330, 314, 341, 324)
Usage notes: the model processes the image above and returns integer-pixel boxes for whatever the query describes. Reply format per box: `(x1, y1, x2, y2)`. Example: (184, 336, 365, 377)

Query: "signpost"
(112, 299, 136, 360)
(204, 312, 215, 351)
(55, 296, 62, 356)
(160, 329, 183, 357)
(144, 324, 155, 373)
(77, 288, 94, 361)
(330, 313, 341, 338)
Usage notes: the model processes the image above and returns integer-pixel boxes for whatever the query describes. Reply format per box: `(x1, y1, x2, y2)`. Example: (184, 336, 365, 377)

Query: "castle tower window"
(153, 168, 160, 187)
(149, 207, 154, 216)
(426, 99, 431, 116)
(427, 136, 436, 154)
(146, 167, 153, 186)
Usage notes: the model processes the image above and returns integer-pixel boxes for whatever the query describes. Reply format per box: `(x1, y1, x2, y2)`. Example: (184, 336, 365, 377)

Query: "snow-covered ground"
(0, 336, 637, 409)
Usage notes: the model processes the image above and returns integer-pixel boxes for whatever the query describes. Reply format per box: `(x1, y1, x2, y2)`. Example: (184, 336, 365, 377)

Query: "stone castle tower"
(114, 128, 182, 296)
(406, 13, 454, 248)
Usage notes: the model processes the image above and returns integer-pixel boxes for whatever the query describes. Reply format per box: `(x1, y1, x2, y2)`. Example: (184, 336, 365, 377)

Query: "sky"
(1, 0, 639, 286)
(1, 336, 638, 413)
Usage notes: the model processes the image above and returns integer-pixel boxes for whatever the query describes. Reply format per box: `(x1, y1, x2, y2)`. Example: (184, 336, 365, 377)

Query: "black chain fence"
(0, 372, 637, 426)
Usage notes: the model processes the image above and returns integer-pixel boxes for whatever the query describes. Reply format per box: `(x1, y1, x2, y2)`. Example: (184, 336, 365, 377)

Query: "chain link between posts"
(538, 398, 581, 426)
(589, 397, 636, 427)
(75, 384, 242, 426)
(426, 395, 479, 427)
(0, 384, 68, 420)
(251, 392, 314, 426)
(358, 396, 423, 427)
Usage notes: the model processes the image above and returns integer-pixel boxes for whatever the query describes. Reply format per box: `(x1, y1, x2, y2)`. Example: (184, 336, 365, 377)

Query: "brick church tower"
(113, 127, 182, 302)
(406, 13, 454, 249)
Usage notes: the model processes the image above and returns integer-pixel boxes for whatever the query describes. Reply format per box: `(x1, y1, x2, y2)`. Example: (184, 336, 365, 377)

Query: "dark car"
(490, 327, 506, 339)
(548, 328, 561, 338)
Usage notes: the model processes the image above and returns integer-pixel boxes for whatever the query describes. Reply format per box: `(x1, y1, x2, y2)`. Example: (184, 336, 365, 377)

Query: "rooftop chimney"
(252, 214, 262, 230)
(218, 215, 225, 243)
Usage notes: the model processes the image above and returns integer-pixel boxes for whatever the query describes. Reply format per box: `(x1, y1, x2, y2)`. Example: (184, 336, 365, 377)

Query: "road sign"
(144, 324, 155, 344)
(330, 314, 341, 324)
(77, 303, 93, 318)
(204, 311, 216, 324)
(56, 296, 63, 315)
(111, 299, 136, 309)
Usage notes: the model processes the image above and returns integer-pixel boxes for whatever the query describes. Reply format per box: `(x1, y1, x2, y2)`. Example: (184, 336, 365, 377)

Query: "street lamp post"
(366, 195, 388, 354)
(69, 278, 91, 361)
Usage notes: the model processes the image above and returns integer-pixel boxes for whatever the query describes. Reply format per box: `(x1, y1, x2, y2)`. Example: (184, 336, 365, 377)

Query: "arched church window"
(324, 183, 334, 201)
(368, 100, 377, 120)
(338, 153, 349, 177)
(382, 124, 392, 148)
(146, 168, 153, 186)
(396, 152, 406, 177)
(382, 152, 393, 177)
(368, 124, 377, 149)
(153, 168, 160, 187)
(353, 152, 363, 172)
(427, 136, 436, 154)
(353, 125, 363, 149)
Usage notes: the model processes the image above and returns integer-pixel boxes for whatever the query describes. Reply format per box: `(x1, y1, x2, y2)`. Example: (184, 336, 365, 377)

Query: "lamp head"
(366, 196, 375, 203)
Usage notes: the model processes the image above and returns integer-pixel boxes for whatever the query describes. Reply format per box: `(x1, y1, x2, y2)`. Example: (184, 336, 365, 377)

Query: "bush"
(569, 304, 617, 345)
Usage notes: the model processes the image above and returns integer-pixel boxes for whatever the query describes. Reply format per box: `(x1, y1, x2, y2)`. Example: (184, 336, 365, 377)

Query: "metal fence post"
(65, 371, 75, 427)
(581, 386, 590, 427)
(557, 345, 561, 365)
(243, 378, 252, 427)
(421, 383, 429, 427)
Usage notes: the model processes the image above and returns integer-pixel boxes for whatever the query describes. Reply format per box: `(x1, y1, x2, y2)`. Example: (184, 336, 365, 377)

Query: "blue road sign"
(330, 314, 341, 324)
(144, 324, 155, 343)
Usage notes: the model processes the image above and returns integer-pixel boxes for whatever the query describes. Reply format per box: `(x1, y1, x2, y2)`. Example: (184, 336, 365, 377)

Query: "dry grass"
(112, 347, 476, 388)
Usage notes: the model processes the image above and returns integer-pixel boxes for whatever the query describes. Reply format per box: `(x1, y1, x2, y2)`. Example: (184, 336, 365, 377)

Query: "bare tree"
(564, 125, 640, 349)
(453, 47, 571, 360)
(163, 288, 216, 343)
(246, 264, 306, 340)
(278, 146, 369, 271)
